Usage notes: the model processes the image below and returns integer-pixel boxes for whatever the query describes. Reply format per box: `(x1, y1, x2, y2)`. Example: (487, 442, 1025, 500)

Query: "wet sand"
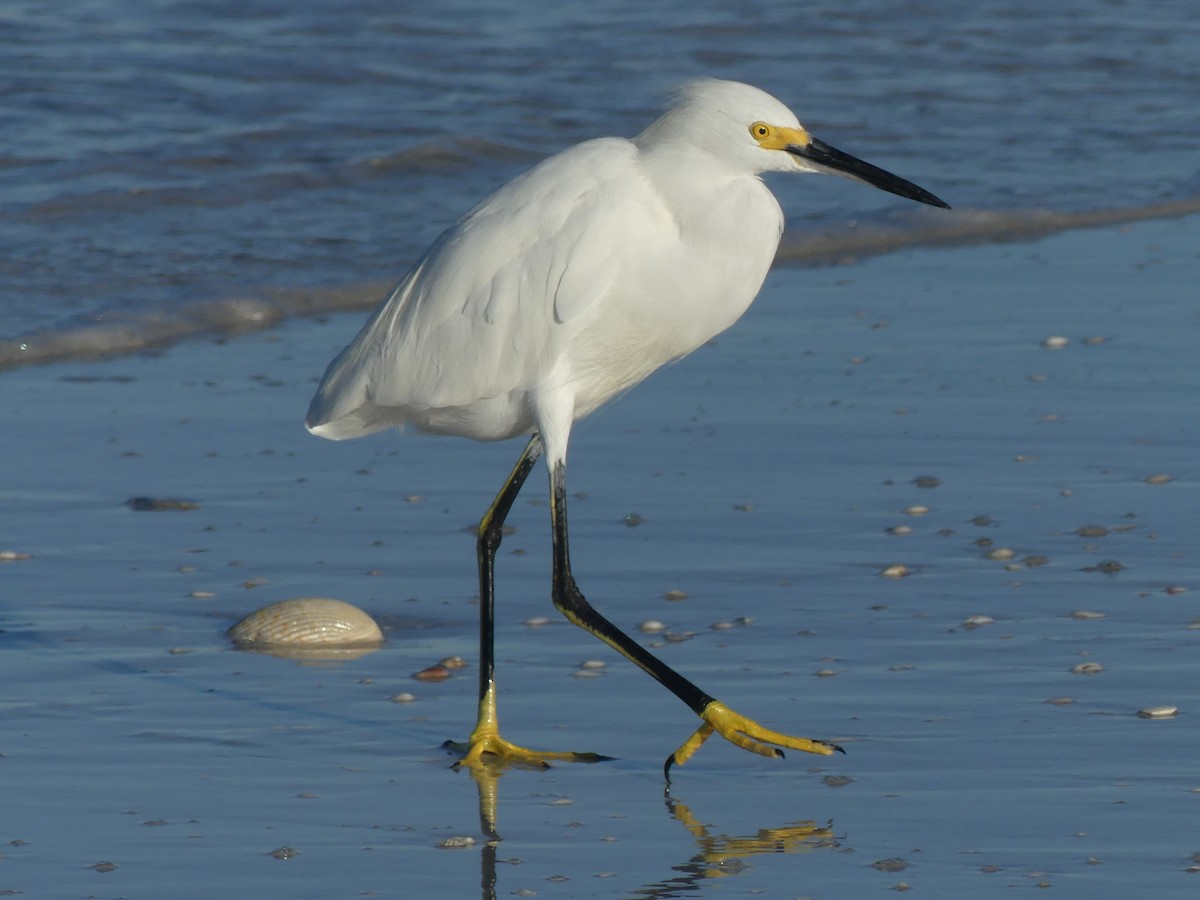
(3, 216, 1198, 897)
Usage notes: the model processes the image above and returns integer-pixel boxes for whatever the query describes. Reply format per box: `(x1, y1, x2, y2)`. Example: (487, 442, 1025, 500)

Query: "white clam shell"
(229, 598, 384, 657)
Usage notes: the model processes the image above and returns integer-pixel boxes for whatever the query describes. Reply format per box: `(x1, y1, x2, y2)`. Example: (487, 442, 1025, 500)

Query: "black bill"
(789, 137, 950, 209)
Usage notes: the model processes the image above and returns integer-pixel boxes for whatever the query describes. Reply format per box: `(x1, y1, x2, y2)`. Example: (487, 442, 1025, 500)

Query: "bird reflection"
(464, 765, 836, 900)
(632, 791, 836, 898)
(466, 766, 503, 900)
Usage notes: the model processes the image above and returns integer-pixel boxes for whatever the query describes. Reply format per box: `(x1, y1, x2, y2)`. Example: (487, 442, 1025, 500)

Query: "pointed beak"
(789, 137, 950, 209)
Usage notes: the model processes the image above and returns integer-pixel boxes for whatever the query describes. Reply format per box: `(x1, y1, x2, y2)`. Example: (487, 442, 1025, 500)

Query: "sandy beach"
(3, 215, 1198, 897)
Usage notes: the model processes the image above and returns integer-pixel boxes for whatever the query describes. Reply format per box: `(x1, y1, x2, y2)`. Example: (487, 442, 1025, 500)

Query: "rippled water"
(3, 0, 1199, 367)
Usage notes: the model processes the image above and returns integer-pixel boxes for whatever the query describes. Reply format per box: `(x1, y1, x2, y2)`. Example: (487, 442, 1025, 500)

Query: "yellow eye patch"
(749, 122, 811, 151)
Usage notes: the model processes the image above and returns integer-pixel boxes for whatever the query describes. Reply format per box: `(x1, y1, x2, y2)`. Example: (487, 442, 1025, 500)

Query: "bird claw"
(664, 700, 842, 779)
(445, 735, 612, 771)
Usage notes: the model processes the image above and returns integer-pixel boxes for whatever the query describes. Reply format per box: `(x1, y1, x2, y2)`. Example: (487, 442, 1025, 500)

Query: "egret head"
(648, 79, 949, 209)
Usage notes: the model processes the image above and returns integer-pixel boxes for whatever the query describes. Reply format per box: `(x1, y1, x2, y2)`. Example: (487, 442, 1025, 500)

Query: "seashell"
(229, 598, 384, 660)
(1136, 705, 1178, 720)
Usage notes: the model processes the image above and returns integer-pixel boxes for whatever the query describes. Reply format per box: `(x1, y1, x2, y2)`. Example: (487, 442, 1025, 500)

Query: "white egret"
(306, 78, 949, 777)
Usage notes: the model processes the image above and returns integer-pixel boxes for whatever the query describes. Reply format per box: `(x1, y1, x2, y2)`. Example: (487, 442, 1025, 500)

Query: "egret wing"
(306, 138, 642, 438)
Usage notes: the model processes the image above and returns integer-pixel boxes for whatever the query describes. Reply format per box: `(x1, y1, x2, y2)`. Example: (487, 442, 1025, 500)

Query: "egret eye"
(750, 122, 772, 141)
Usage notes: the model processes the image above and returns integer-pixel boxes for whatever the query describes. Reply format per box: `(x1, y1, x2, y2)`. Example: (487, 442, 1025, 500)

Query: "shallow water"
(3, 214, 1197, 897)
(3, 0, 1200, 366)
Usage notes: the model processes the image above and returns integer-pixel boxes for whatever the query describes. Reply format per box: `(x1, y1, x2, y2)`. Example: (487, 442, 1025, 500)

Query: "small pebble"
(1083, 335, 1106, 345)
(1070, 610, 1106, 620)
(886, 525, 913, 536)
(1076, 524, 1109, 538)
(413, 665, 451, 682)
(524, 616, 551, 627)
(663, 589, 689, 601)
(92, 861, 119, 873)
(871, 858, 909, 872)
(269, 847, 297, 860)
(1045, 696, 1075, 706)
(1136, 705, 1178, 719)
(436, 835, 476, 849)
(903, 505, 930, 516)
(1144, 473, 1174, 485)
(880, 564, 909, 579)
(638, 619, 666, 633)
(1042, 335, 1070, 349)
(0, 550, 32, 562)
(391, 692, 416, 704)
(579, 659, 606, 670)
(126, 496, 199, 511)
(913, 475, 940, 489)
(438, 656, 468, 670)
(1164, 585, 1188, 596)
(985, 547, 1015, 561)
(1071, 662, 1105, 675)
(189, 590, 216, 599)
(962, 615, 994, 629)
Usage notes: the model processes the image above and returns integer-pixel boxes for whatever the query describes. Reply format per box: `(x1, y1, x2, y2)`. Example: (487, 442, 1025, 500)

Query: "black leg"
(548, 457, 842, 778)
(476, 435, 542, 710)
(453, 435, 608, 769)
(548, 458, 715, 715)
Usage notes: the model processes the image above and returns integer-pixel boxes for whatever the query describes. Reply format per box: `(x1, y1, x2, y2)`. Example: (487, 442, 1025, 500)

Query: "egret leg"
(547, 459, 843, 779)
(452, 435, 610, 770)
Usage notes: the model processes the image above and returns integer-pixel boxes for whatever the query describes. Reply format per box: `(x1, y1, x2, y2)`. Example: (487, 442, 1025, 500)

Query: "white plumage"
(306, 80, 808, 457)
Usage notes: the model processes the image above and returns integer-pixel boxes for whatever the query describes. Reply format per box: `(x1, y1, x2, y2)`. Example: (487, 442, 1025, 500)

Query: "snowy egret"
(307, 79, 949, 777)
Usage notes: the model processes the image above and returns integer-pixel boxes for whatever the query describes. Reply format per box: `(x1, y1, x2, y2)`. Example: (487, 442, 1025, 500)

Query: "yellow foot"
(665, 700, 844, 779)
(443, 734, 612, 771)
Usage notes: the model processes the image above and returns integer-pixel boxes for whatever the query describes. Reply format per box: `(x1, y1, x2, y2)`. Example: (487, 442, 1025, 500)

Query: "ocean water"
(4, 6, 1200, 896)
(3, 0, 1199, 368)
